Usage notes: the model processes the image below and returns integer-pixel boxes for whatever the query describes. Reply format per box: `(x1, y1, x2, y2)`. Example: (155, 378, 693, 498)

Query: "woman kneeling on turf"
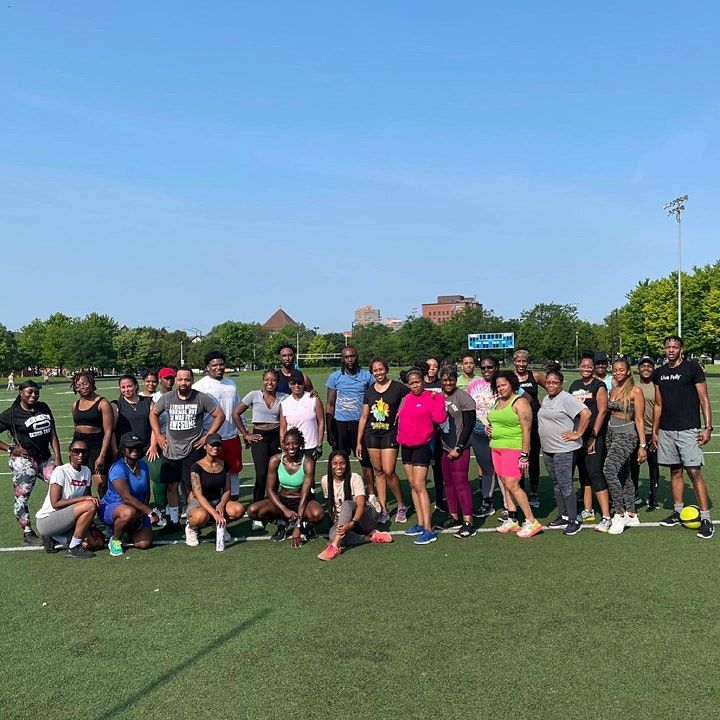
(184, 433, 245, 547)
(318, 450, 392, 560)
(246, 428, 324, 547)
(35, 440, 98, 558)
(99, 433, 162, 556)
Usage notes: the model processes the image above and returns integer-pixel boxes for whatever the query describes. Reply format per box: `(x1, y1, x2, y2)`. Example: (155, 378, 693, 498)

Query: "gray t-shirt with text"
(154, 389, 217, 460)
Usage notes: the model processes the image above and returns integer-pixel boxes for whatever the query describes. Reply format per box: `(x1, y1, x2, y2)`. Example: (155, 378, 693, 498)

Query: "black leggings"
(576, 434, 608, 492)
(249, 428, 281, 503)
(430, 427, 445, 504)
(528, 418, 541, 493)
(629, 433, 660, 503)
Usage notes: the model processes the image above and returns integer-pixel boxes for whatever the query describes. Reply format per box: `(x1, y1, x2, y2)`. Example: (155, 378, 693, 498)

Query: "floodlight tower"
(663, 195, 688, 337)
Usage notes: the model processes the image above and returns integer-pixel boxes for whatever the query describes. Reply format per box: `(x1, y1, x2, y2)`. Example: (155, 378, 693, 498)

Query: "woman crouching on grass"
(246, 428, 325, 547)
(98, 433, 163, 557)
(317, 451, 392, 560)
(488, 371, 543, 538)
(184, 433, 245, 547)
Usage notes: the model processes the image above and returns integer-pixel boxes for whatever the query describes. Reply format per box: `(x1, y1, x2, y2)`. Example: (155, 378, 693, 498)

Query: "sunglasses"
(70, 448, 88, 454)
(480, 365, 495, 370)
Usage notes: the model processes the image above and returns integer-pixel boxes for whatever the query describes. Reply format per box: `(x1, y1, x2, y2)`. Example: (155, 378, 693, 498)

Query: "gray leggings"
(470, 430, 496, 499)
(543, 451, 577, 521)
(329, 501, 378, 545)
(603, 423, 638, 515)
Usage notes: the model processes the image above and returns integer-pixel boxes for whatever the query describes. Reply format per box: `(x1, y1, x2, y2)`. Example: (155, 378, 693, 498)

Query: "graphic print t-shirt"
(0, 401, 56, 462)
(363, 381, 409, 435)
(326, 369, 374, 422)
(154, 389, 217, 459)
(653, 359, 706, 431)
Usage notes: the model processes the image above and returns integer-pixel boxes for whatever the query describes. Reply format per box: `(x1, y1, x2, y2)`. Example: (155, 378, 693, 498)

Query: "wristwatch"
(639, 443, 647, 448)
(705, 427, 714, 432)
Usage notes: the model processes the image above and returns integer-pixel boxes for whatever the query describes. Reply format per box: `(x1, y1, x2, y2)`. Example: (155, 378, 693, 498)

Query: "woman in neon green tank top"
(487, 371, 543, 538)
(246, 427, 325, 547)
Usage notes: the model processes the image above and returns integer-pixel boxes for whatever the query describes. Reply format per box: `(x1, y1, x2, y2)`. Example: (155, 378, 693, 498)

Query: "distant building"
(384, 317, 404, 331)
(422, 295, 480, 324)
(262, 308, 296, 332)
(354, 304, 381, 325)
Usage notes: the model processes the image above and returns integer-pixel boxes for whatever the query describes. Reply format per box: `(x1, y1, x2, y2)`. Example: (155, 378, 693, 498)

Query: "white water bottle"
(216, 523, 225, 552)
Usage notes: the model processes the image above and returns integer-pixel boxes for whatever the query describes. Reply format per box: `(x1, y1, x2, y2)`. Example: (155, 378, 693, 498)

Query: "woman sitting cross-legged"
(317, 450, 393, 560)
(246, 428, 325, 547)
(98, 432, 163, 557)
(184, 433, 245, 547)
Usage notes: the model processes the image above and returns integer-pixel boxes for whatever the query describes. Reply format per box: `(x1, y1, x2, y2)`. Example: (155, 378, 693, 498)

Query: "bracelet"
(520, 452, 529, 458)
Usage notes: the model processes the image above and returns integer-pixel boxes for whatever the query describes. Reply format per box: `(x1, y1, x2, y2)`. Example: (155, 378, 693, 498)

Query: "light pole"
(575, 330, 579, 367)
(663, 195, 687, 337)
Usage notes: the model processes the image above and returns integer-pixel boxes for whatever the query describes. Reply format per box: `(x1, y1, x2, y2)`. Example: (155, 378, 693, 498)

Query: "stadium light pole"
(663, 195, 687, 337)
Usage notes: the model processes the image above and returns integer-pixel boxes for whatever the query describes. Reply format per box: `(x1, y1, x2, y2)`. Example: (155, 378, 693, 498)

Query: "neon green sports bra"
(278, 455, 304, 489)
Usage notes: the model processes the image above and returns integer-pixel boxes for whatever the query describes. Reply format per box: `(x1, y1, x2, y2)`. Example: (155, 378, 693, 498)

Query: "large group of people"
(0, 334, 714, 560)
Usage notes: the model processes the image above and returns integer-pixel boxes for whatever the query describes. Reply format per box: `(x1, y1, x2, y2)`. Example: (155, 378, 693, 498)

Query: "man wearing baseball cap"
(629, 357, 660, 509)
(593, 353, 613, 391)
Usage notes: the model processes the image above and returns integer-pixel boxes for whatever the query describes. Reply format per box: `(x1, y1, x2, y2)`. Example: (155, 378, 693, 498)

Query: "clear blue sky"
(2, 1, 718, 333)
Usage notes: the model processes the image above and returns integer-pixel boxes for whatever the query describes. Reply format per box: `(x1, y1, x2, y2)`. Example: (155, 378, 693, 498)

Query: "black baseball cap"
(593, 352, 609, 364)
(637, 356, 655, 367)
(205, 433, 223, 446)
(120, 433, 144, 450)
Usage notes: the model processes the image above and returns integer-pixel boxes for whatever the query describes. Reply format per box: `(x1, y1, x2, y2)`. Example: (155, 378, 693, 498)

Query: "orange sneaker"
(496, 518, 521, 534)
(517, 519, 543, 538)
(317, 544, 343, 561)
(370, 530, 393, 544)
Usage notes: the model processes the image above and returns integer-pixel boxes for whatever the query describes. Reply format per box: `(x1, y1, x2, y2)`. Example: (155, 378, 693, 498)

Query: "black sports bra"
(73, 397, 104, 429)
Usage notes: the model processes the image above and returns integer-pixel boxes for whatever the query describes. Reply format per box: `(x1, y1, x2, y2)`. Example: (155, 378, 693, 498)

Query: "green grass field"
(1, 370, 719, 720)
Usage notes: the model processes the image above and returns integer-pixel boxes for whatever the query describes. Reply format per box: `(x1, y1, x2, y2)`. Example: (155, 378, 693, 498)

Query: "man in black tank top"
(277, 343, 314, 395)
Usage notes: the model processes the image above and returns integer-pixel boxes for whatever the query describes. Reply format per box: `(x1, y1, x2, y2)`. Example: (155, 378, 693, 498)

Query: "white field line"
(3, 520, 720, 552)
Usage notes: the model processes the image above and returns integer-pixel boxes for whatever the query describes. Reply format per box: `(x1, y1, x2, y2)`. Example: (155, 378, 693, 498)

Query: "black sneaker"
(473, 500, 495, 518)
(64, 545, 96, 559)
(634, 495, 644, 507)
(646, 498, 659, 512)
(161, 520, 181, 534)
(23, 531, 43, 547)
(454, 522, 476, 539)
(41, 535, 57, 554)
(271, 523, 289, 542)
(548, 516, 569, 529)
(435, 500, 449, 514)
(437, 517, 463, 531)
(563, 520, 582, 536)
(660, 512, 681, 527)
(697, 519, 714, 540)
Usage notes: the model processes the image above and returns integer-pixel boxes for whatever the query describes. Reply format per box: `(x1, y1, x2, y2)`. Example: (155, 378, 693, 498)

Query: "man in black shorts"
(149, 367, 225, 532)
(653, 336, 713, 539)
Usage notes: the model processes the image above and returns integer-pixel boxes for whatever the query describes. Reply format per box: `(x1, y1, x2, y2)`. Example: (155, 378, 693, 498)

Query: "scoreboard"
(468, 332, 515, 350)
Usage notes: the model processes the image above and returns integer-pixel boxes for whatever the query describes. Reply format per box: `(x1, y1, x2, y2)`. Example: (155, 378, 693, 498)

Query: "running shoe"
(108, 538, 124, 557)
(368, 494, 382, 513)
(646, 498, 659, 511)
(437, 517, 463, 531)
(41, 535, 57, 554)
(496, 518, 520, 534)
(317, 544, 342, 561)
(377, 508, 390, 524)
(625, 513, 640, 528)
(496, 509, 509, 524)
(395, 506, 408, 523)
(697, 519, 715, 540)
(517, 519, 543, 538)
(547, 516, 569, 529)
(22, 531, 43, 547)
(414, 529, 438, 545)
(634, 495, 644, 507)
(251, 520, 265, 531)
(435, 500, 449, 514)
(223, 527, 232, 543)
(529, 493, 540, 509)
(563, 520, 582, 536)
(370, 530, 393, 543)
(595, 517, 612, 533)
(404, 523, 424, 536)
(608, 513, 627, 535)
(64, 545, 96, 559)
(660, 511, 681, 527)
(161, 520, 181, 535)
(271, 523, 289, 542)
(454, 522, 476, 539)
(184, 524, 199, 547)
(473, 499, 495, 518)
(580, 509, 597, 523)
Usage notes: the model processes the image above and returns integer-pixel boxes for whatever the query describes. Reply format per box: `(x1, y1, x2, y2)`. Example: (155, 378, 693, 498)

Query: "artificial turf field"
(1, 369, 719, 720)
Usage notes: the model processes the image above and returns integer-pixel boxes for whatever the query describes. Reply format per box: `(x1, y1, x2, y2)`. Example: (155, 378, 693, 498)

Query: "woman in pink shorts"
(487, 371, 543, 538)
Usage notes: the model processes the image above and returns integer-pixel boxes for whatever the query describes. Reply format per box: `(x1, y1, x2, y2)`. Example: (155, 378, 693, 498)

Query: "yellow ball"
(679, 505, 701, 529)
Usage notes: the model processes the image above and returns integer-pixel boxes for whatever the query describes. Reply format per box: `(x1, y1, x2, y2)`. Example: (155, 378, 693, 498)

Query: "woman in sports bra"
(246, 427, 325, 547)
(603, 358, 647, 535)
(71, 371, 114, 493)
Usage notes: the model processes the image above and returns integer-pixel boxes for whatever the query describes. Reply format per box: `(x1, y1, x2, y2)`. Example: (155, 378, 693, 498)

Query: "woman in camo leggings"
(603, 358, 647, 535)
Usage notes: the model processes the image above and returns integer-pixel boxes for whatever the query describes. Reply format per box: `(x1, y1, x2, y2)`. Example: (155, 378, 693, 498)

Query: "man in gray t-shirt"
(149, 367, 225, 529)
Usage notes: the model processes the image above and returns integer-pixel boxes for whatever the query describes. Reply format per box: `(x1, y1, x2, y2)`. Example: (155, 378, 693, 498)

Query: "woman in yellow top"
(487, 371, 542, 539)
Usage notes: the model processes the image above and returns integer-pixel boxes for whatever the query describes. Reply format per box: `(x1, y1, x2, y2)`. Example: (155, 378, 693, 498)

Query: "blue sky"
(2, 1, 718, 333)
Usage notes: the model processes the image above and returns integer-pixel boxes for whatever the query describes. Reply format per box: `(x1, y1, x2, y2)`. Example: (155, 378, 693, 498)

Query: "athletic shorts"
(186, 497, 220, 516)
(98, 501, 151, 529)
(400, 443, 433, 467)
(278, 494, 301, 513)
(36, 505, 78, 537)
(220, 436, 243, 474)
(160, 449, 203, 486)
(365, 430, 399, 450)
(335, 420, 372, 468)
(491, 448, 523, 480)
(657, 429, 704, 468)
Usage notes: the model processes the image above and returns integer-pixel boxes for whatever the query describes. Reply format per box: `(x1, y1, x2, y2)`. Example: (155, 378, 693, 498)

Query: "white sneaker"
(184, 523, 199, 547)
(223, 528, 232, 543)
(625, 513, 640, 528)
(608, 513, 627, 535)
(368, 494, 382, 513)
(251, 520, 264, 531)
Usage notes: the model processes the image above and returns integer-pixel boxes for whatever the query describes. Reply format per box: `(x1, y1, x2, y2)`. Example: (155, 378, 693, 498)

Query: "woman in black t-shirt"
(0, 381, 62, 545)
(184, 434, 245, 547)
(111, 374, 157, 458)
(356, 358, 410, 524)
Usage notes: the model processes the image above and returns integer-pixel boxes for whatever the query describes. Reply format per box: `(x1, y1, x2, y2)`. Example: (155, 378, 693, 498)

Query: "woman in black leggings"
(233, 370, 288, 529)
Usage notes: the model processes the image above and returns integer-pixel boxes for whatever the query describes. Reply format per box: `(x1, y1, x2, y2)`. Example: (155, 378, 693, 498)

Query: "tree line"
(1, 261, 718, 375)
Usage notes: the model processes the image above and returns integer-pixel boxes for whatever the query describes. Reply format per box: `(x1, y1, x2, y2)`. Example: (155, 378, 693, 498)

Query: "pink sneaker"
(317, 544, 343, 561)
(370, 530, 393, 544)
(395, 506, 408, 523)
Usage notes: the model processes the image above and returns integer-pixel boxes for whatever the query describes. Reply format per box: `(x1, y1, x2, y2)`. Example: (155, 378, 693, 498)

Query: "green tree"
(114, 327, 164, 373)
(349, 323, 398, 366)
(67, 313, 118, 372)
(18, 318, 47, 370)
(439, 306, 507, 361)
(700, 286, 720, 360)
(205, 321, 268, 367)
(394, 317, 443, 365)
(0, 324, 19, 373)
(258, 323, 316, 367)
(42, 313, 74, 370)
(517, 304, 578, 361)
